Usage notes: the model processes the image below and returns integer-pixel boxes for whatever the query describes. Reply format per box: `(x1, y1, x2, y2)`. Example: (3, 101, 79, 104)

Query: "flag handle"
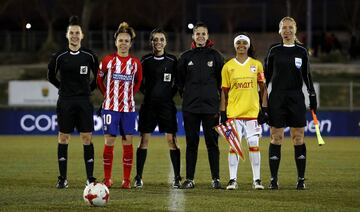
(311, 110, 325, 146)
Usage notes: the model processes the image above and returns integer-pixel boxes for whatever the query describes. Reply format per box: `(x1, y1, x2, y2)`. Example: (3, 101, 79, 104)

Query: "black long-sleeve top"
(177, 46, 224, 113)
(47, 47, 99, 97)
(264, 43, 315, 95)
(140, 52, 177, 103)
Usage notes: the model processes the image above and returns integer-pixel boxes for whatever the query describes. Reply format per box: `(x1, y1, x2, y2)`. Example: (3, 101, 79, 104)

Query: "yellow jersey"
(221, 57, 265, 119)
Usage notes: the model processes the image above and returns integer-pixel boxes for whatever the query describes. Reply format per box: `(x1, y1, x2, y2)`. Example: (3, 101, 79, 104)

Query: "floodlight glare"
(187, 23, 194, 30)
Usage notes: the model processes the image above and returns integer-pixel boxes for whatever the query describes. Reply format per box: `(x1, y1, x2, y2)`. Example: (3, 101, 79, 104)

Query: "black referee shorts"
(56, 97, 94, 133)
(138, 102, 178, 134)
(268, 91, 306, 128)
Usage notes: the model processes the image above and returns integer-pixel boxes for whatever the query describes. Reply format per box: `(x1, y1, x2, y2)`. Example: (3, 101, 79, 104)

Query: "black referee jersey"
(264, 43, 315, 95)
(140, 52, 177, 103)
(47, 47, 99, 97)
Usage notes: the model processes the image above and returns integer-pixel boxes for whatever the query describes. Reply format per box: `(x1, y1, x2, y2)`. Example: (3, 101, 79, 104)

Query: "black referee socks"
(136, 148, 147, 178)
(170, 149, 181, 178)
(294, 144, 306, 179)
(269, 143, 281, 181)
(84, 143, 94, 179)
(57, 143, 68, 178)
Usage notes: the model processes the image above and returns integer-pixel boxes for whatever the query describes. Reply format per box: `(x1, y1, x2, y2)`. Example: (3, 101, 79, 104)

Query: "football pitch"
(0, 136, 359, 211)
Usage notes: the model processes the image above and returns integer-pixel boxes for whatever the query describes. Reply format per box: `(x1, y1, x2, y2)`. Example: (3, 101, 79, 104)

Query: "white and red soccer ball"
(83, 182, 110, 207)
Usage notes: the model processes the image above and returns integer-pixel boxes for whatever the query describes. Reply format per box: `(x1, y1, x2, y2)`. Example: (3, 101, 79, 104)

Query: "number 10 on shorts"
(103, 114, 112, 125)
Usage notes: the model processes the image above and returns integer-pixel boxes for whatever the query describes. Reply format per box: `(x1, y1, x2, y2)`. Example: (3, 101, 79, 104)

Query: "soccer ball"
(83, 182, 110, 207)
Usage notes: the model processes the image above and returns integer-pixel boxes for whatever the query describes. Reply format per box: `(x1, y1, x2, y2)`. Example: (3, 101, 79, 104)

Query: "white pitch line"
(168, 163, 185, 212)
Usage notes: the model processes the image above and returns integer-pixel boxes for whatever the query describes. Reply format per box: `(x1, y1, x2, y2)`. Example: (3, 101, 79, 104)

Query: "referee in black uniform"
(177, 22, 224, 189)
(134, 28, 181, 188)
(48, 16, 99, 189)
(264, 17, 317, 190)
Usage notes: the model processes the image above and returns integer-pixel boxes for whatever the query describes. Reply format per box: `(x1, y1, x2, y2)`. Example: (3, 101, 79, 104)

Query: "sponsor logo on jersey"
(207, 61, 213, 67)
(188, 61, 194, 66)
(295, 57, 302, 69)
(234, 80, 254, 89)
(164, 73, 171, 82)
(80, 66, 88, 74)
(250, 65, 256, 73)
(112, 73, 134, 81)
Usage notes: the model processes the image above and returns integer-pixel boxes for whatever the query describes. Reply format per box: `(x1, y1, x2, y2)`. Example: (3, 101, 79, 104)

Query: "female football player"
(97, 22, 142, 189)
(220, 33, 268, 190)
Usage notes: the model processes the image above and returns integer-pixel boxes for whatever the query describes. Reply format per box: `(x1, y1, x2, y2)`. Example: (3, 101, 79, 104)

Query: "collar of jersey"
(69, 50, 80, 55)
(114, 53, 131, 60)
(283, 44, 295, 47)
(234, 57, 250, 66)
(153, 54, 165, 60)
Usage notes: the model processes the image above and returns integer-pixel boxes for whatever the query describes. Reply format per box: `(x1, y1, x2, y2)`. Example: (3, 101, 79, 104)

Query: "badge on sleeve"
(80, 66, 88, 74)
(207, 61, 213, 67)
(164, 73, 171, 82)
(295, 57, 302, 69)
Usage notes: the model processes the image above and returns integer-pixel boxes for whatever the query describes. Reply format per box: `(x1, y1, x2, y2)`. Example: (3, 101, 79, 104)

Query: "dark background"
(0, 0, 359, 61)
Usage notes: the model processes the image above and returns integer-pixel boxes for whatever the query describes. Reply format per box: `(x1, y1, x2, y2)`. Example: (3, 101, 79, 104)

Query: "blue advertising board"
(0, 109, 359, 136)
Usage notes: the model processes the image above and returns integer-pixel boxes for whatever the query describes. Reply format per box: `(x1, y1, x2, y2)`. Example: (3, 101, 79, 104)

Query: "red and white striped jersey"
(97, 53, 142, 112)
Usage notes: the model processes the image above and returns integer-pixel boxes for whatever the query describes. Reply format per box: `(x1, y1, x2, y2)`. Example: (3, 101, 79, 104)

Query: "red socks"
(122, 144, 133, 181)
(103, 145, 114, 180)
(103, 144, 133, 183)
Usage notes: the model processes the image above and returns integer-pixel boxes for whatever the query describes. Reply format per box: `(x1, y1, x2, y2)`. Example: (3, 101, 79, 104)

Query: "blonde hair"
(114, 22, 136, 41)
(278, 16, 302, 44)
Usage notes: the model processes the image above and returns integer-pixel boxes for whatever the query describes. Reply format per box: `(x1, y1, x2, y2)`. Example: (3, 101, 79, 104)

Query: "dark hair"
(149, 28, 167, 42)
(193, 22, 208, 33)
(114, 22, 136, 41)
(68, 15, 81, 26)
(234, 32, 256, 58)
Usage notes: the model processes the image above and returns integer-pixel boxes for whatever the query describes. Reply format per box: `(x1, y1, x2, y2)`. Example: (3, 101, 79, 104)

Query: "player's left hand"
(309, 94, 317, 113)
(257, 107, 269, 125)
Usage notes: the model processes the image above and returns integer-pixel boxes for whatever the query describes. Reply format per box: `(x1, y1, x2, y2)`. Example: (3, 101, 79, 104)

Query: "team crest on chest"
(127, 64, 134, 70)
(295, 57, 302, 69)
(250, 65, 256, 73)
(80, 66, 88, 74)
(207, 61, 213, 67)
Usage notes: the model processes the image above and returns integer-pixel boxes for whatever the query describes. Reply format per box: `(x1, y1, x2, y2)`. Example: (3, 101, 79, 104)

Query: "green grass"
(0, 136, 359, 211)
